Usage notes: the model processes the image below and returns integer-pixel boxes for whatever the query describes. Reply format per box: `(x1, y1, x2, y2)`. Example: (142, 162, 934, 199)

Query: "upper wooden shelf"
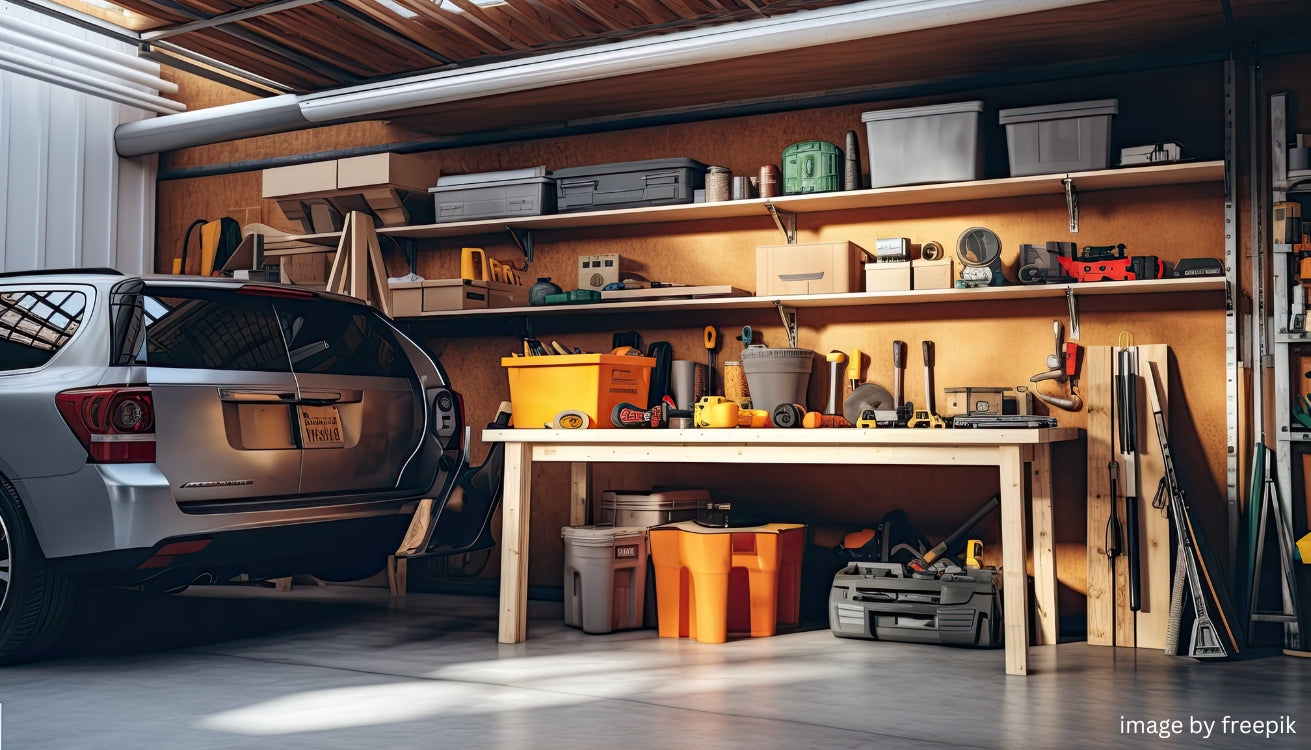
(264, 161, 1225, 254)
(401, 277, 1225, 322)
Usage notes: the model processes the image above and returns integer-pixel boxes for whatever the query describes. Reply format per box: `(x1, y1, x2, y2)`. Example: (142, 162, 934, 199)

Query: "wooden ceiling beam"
(510, 0, 591, 38)
(396, 0, 515, 55)
(338, 0, 475, 61)
(141, 0, 326, 41)
(488, 0, 571, 43)
(442, 0, 541, 49)
(323, 0, 457, 65)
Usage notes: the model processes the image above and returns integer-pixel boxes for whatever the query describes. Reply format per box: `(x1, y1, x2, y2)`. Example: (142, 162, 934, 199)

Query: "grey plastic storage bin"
(554, 158, 706, 213)
(740, 347, 815, 415)
(598, 489, 706, 528)
(998, 99, 1118, 176)
(861, 101, 983, 188)
(562, 525, 648, 634)
(429, 167, 554, 222)
(828, 561, 1001, 647)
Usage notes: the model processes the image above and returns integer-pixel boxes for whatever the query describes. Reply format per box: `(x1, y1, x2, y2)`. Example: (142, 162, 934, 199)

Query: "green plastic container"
(544, 289, 602, 305)
(782, 141, 843, 195)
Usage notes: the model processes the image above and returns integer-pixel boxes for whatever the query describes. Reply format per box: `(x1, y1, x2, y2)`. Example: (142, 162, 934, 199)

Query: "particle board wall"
(156, 61, 1237, 600)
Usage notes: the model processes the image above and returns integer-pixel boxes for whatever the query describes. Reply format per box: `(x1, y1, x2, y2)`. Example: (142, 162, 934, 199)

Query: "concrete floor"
(0, 585, 1307, 750)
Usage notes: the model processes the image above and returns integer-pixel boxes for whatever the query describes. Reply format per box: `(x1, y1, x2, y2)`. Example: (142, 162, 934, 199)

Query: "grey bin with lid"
(998, 99, 1118, 176)
(740, 347, 816, 415)
(562, 526, 649, 634)
(861, 101, 984, 188)
(599, 490, 704, 627)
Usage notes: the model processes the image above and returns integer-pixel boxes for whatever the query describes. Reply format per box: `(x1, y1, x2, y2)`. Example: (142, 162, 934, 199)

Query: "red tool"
(1057, 244, 1165, 283)
(610, 401, 690, 428)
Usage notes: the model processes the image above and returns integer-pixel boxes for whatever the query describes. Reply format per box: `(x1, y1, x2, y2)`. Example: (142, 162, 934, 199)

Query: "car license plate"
(298, 405, 343, 449)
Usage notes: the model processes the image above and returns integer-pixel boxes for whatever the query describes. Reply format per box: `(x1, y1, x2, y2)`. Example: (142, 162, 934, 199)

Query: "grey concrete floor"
(0, 584, 1307, 750)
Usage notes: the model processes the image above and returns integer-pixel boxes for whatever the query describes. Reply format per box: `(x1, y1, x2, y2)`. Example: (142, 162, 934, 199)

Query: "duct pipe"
(115, 0, 1103, 156)
(0, 26, 178, 93)
(0, 49, 185, 114)
(0, 12, 163, 78)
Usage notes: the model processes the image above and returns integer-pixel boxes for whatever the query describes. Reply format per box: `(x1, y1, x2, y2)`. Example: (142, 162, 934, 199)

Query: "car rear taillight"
(56, 387, 156, 463)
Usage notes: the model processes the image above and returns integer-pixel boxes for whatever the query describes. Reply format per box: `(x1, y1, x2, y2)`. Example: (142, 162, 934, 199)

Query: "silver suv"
(0, 270, 464, 662)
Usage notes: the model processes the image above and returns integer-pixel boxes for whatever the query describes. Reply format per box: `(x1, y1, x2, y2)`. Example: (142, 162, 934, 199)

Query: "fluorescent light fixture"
(375, 0, 419, 18)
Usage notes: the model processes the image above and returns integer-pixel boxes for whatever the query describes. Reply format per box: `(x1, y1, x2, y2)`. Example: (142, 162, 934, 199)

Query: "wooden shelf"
(484, 427, 1080, 446)
(263, 161, 1224, 253)
(398, 277, 1224, 321)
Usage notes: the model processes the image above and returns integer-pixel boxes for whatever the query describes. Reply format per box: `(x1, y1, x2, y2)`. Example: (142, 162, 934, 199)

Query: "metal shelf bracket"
(765, 201, 797, 244)
(1063, 178, 1079, 233)
(773, 300, 798, 348)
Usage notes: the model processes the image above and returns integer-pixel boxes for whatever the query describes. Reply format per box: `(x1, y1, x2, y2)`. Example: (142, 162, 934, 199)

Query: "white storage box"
(912, 257, 955, 290)
(998, 99, 1118, 176)
(864, 262, 911, 292)
(861, 101, 984, 188)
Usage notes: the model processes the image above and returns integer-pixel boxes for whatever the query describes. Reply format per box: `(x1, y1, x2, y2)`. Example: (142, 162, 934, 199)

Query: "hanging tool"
(1117, 343, 1142, 629)
(1031, 321, 1083, 411)
(1145, 362, 1237, 658)
(737, 326, 755, 347)
(910, 495, 1000, 570)
(704, 325, 719, 397)
(774, 301, 798, 348)
(825, 350, 847, 415)
(892, 340, 911, 426)
(907, 341, 946, 428)
(846, 349, 863, 395)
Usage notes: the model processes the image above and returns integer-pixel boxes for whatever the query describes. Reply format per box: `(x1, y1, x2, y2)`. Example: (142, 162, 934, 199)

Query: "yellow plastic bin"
(502, 354, 655, 429)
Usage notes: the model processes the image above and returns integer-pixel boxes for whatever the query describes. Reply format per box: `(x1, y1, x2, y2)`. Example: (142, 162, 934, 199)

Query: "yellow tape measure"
(551, 410, 590, 429)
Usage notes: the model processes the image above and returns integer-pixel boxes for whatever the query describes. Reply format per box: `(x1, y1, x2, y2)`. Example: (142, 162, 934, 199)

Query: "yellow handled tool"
(847, 348, 863, 394)
(704, 326, 718, 397)
(965, 539, 983, 569)
(460, 247, 488, 281)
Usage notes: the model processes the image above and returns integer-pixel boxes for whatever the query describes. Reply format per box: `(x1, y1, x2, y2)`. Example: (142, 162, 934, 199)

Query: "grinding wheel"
(843, 382, 895, 424)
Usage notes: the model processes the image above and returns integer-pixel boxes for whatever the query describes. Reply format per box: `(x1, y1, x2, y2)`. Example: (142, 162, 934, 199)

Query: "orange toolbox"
(501, 353, 655, 429)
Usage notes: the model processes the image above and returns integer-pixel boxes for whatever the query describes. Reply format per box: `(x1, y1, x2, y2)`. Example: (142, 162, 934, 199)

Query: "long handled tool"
(911, 494, 1000, 570)
(907, 341, 945, 428)
(892, 340, 910, 425)
(1116, 345, 1142, 630)
(1145, 363, 1237, 658)
(825, 350, 847, 415)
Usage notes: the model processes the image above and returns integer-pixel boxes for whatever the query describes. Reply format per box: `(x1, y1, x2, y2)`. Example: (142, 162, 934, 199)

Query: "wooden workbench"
(483, 427, 1080, 676)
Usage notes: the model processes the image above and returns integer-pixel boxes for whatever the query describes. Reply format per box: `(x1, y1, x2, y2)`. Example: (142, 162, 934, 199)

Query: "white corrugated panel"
(0, 2, 157, 275)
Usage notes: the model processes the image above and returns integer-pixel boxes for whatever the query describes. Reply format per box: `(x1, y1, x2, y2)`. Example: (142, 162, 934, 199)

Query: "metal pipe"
(0, 26, 177, 94)
(0, 50, 185, 114)
(0, 11, 155, 74)
(142, 0, 328, 42)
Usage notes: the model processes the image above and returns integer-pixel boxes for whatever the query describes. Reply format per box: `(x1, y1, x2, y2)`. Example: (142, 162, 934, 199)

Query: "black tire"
(0, 477, 75, 664)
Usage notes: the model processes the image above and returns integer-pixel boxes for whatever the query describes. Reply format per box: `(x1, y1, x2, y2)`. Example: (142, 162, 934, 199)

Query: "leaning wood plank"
(1030, 445, 1059, 646)
(348, 211, 369, 303)
(324, 212, 352, 295)
(395, 497, 435, 557)
(1085, 346, 1115, 646)
(1000, 446, 1029, 675)
(365, 224, 392, 317)
(498, 441, 534, 643)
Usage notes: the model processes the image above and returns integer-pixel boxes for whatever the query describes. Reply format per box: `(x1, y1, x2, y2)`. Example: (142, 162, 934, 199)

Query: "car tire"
(0, 477, 75, 664)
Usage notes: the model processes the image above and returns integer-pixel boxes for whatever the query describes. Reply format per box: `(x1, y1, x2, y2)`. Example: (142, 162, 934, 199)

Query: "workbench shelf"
(262, 160, 1225, 254)
(395, 277, 1225, 323)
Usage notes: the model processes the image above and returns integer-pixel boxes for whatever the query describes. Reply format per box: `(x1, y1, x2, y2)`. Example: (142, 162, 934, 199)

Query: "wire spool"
(552, 410, 590, 429)
(921, 241, 944, 261)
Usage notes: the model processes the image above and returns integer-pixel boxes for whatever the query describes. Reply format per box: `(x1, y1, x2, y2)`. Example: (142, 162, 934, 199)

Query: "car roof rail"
(0, 267, 126, 279)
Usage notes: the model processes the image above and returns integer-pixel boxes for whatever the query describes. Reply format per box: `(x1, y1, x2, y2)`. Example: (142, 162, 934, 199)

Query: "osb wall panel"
(156, 63, 1235, 592)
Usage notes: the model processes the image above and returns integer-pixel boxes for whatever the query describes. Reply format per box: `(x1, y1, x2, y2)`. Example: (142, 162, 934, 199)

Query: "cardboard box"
(390, 279, 528, 317)
(262, 161, 337, 199)
(912, 257, 955, 289)
(864, 261, 911, 292)
(756, 241, 866, 295)
(337, 153, 433, 191)
(578, 254, 632, 292)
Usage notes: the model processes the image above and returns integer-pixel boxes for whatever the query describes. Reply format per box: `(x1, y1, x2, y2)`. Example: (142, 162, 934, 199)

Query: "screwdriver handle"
(893, 340, 905, 368)
(922, 340, 935, 367)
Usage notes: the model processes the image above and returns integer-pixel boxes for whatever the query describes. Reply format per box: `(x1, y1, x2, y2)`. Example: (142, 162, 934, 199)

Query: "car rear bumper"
(16, 463, 418, 560)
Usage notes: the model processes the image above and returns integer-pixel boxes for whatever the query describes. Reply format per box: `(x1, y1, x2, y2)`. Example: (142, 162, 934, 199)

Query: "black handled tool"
(1117, 347, 1141, 614)
(912, 494, 1000, 570)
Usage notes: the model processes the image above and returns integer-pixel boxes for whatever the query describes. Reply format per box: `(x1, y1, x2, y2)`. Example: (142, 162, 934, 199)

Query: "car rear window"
(275, 300, 412, 378)
(139, 288, 291, 372)
(0, 289, 86, 371)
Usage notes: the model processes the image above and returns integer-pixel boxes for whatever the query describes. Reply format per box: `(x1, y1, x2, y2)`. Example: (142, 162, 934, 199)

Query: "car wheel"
(0, 478, 75, 664)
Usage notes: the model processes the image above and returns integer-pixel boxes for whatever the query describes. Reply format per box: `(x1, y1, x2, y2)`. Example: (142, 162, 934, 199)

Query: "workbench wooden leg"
(1000, 447, 1030, 675)
(570, 462, 591, 527)
(1030, 446, 1059, 647)
(498, 442, 533, 644)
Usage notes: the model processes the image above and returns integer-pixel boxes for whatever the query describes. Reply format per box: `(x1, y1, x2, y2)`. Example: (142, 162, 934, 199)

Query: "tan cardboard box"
(756, 241, 866, 295)
(262, 161, 337, 199)
(912, 257, 955, 289)
(337, 153, 434, 191)
(390, 279, 528, 317)
(864, 261, 911, 291)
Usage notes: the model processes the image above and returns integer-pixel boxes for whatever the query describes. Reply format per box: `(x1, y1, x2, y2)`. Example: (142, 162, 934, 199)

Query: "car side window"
(0, 288, 86, 371)
(139, 288, 291, 372)
(276, 301, 412, 378)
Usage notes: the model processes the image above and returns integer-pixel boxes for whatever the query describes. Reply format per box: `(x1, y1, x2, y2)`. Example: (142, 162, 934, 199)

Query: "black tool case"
(828, 562, 1001, 647)
(553, 158, 706, 212)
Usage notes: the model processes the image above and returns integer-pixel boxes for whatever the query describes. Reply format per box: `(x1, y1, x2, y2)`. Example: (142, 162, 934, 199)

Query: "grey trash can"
(562, 526, 648, 634)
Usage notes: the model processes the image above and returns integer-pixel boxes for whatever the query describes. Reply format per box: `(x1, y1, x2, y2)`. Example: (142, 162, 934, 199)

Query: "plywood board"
(1085, 346, 1116, 646)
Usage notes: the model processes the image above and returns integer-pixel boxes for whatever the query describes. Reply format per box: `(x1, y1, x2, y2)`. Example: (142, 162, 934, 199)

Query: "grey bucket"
(739, 347, 815, 414)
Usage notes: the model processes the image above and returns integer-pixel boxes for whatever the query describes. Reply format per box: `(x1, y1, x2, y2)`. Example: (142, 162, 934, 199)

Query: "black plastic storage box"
(554, 158, 706, 213)
(429, 167, 554, 222)
(828, 561, 1001, 647)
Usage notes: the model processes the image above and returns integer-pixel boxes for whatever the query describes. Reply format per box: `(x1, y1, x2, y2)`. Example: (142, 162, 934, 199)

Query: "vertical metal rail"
(1224, 58, 1242, 577)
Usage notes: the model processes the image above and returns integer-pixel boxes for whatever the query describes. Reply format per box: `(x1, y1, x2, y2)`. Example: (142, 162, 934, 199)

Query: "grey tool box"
(429, 166, 554, 222)
(554, 158, 706, 213)
(829, 561, 1001, 647)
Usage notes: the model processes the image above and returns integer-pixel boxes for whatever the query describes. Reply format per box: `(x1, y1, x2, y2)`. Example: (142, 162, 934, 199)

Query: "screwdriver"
(847, 348, 863, 396)
(704, 325, 718, 397)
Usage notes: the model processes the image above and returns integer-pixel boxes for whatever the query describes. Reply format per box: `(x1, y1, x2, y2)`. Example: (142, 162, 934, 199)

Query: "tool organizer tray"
(828, 561, 1002, 647)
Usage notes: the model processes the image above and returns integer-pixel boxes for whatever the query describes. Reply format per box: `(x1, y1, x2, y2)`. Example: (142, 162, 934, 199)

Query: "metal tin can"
(706, 166, 731, 202)
(758, 165, 781, 198)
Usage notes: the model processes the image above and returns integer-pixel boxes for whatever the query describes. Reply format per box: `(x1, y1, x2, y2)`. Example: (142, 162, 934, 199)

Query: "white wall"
(0, 2, 156, 275)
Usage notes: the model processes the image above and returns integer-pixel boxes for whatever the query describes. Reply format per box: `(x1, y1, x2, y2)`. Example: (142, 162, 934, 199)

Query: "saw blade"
(843, 383, 895, 424)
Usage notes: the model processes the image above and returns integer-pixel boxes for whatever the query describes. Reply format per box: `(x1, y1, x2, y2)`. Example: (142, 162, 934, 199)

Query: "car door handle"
(218, 389, 297, 403)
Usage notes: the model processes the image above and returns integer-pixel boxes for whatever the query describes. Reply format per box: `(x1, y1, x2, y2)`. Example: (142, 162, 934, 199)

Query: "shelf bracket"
(765, 201, 797, 245)
(1065, 287, 1080, 340)
(1062, 178, 1079, 233)
(773, 301, 798, 348)
(505, 226, 534, 269)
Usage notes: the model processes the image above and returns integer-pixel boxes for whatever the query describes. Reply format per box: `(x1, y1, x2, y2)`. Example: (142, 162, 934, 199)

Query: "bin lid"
(738, 347, 815, 360)
(861, 101, 983, 122)
(998, 99, 1118, 125)
(601, 489, 709, 509)
(553, 158, 707, 178)
(429, 176, 553, 193)
(434, 166, 548, 187)
(562, 525, 648, 546)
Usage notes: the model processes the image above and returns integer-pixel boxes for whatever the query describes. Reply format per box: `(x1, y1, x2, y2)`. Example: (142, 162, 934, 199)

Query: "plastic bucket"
(739, 347, 814, 414)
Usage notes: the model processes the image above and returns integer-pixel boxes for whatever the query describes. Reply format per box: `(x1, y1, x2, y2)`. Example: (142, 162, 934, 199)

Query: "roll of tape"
(551, 410, 591, 429)
(922, 241, 944, 261)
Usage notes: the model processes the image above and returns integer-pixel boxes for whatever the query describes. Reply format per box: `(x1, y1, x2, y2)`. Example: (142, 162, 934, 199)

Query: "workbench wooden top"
(483, 427, 1080, 445)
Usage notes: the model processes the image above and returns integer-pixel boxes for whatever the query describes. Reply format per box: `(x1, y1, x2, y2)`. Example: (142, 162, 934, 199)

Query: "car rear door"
(273, 297, 426, 498)
(140, 285, 302, 504)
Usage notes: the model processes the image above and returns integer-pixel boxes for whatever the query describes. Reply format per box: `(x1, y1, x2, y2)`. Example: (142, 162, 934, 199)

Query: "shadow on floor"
(46, 585, 378, 660)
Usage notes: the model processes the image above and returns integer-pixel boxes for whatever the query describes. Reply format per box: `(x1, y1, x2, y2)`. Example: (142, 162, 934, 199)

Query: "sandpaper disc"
(843, 383, 895, 424)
